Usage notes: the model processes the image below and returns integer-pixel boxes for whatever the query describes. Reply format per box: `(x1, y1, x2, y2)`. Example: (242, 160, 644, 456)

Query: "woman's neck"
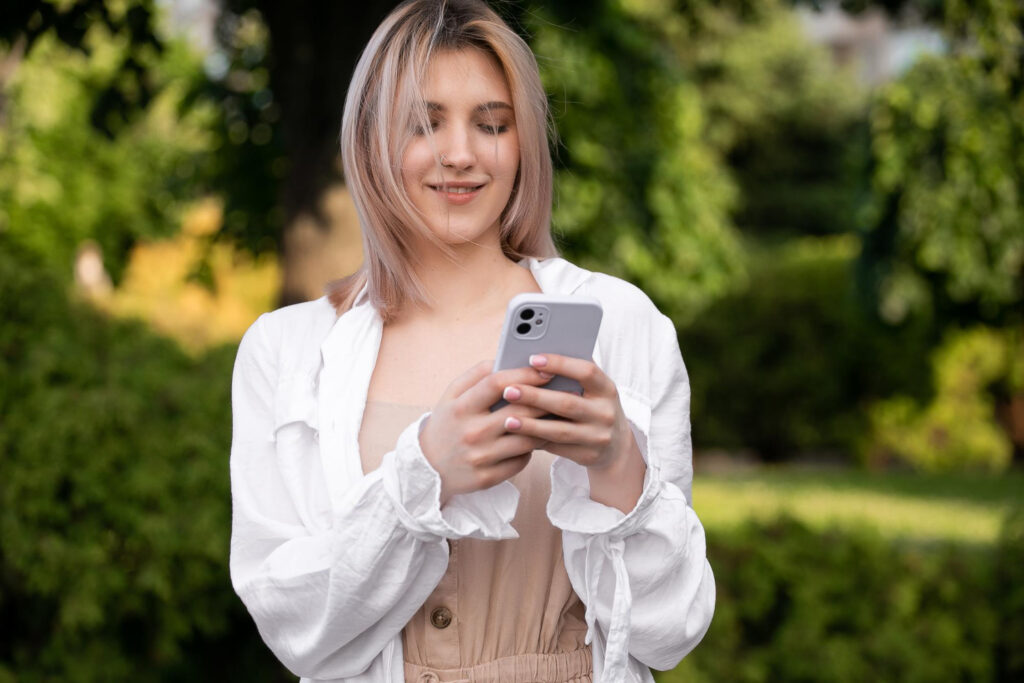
(397, 238, 538, 326)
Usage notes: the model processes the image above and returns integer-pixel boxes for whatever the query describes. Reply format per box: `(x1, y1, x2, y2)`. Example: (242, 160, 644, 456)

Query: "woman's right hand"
(419, 360, 553, 506)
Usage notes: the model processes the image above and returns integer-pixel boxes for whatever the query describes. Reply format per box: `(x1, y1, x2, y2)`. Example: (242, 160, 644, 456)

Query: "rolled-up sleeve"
(547, 311, 715, 680)
(229, 315, 519, 679)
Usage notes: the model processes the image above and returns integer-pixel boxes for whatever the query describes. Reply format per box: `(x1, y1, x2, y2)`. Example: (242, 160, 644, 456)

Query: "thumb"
(440, 358, 493, 402)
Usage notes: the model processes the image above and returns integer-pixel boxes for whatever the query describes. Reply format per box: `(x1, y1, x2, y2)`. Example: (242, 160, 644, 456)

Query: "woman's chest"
(366, 317, 505, 406)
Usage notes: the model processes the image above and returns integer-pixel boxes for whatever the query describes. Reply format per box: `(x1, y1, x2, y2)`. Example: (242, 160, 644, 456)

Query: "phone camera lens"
(516, 322, 531, 335)
(519, 308, 535, 321)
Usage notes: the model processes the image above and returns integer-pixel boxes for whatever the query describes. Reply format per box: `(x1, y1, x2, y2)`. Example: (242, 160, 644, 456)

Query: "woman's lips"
(429, 183, 484, 205)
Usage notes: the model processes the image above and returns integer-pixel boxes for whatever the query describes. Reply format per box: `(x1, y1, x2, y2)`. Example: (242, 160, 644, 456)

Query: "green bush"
(865, 327, 1015, 472)
(0, 242, 290, 682)
(995, 506, 1024, 680)
(681, 236, 934, 460)
(663, 514, 1023, 683)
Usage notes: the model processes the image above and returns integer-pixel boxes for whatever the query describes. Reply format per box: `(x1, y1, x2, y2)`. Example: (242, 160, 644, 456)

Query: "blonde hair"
(328, 0, 558, 319)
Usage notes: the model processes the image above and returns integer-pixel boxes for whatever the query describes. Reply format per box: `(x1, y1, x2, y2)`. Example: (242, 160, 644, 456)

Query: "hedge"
(682, 236, 935, 461)
(671, 515, 1024, 682)
(0, 241, 289, 682)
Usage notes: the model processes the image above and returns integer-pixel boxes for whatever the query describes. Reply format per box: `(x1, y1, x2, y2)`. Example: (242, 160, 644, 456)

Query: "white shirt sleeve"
(228, 314, 519, 679)
(547, 311, 716, 680)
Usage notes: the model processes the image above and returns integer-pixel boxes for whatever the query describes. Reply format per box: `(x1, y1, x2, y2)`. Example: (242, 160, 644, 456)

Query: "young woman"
(229, 1, 715, 682)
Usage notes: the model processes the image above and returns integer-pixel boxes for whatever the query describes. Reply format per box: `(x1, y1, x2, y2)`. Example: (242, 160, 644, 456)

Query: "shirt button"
(429, 606, 452, 629)
(418, 673, 439, 683)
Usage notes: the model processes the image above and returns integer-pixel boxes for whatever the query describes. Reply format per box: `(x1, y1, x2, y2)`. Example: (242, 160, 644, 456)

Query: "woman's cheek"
(401, 141, 434, 178)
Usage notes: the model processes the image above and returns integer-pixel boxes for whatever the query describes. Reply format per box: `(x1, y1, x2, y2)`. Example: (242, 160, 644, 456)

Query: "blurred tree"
(0, 26, 213, 282)
(94, 198, 280, 352)
(688, 5, 869, 237)
(523, 0, 746, 324)
(197, 1, 395, 304)
(858, 0, 1024, 325)
(0, 0, 164, 136)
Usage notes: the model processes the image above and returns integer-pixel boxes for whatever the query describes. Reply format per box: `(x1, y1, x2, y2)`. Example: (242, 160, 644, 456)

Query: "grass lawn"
(692, 466, 1024, 544)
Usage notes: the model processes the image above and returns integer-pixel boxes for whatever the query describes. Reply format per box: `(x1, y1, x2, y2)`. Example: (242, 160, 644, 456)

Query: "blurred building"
(160, 0, 219, 53)
(799, 2, 945, 86)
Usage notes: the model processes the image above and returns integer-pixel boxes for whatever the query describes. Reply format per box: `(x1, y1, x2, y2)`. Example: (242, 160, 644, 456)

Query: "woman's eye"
(479, 124, 508, 135)
(412, 121, 440, 135)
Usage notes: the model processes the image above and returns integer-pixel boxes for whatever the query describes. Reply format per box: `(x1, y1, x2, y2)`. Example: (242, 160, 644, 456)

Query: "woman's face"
(401, 48, 519, 247)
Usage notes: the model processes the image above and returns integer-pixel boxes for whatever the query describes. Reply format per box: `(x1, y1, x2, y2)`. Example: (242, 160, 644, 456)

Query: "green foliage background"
(683, 236, 935, 460)
(0, 242, 288, 681)
(666, 514, 1024, 683)
(0, 28, 211, 283)
(860, 0, 1023, 325)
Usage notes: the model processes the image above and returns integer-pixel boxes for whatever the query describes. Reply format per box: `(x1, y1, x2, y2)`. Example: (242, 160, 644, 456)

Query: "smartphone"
(489, 293, 603, 413)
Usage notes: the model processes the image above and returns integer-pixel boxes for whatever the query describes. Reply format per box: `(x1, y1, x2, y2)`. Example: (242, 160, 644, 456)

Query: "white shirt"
(229, 256, 715, 682)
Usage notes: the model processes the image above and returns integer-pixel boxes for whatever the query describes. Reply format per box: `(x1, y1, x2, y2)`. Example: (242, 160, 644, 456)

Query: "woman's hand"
(500, 354, 646, 512)
(419, 360, 553, 506)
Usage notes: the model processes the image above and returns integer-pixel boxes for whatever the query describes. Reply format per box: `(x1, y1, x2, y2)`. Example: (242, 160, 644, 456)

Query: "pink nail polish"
(505, 416, 521, 430)
(503, 386, 521, 401)
(529, 354, 547, 368)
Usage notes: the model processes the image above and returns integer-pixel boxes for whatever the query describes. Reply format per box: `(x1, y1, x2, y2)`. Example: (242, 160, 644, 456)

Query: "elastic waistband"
(404, 647, 593, 683)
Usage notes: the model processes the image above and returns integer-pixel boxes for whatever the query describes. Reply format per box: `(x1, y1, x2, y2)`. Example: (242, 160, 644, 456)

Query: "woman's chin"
(422, 223, 501, 248)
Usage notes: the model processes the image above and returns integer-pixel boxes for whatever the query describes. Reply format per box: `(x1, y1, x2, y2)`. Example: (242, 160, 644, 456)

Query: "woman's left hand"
(500, 354, 645, 493)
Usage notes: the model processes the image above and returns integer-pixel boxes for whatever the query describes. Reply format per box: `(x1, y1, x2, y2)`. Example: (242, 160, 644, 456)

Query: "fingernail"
(529, 354, 548, 368)
(504, 416, 521, 430)
(538, 371, 553, 379)
(503, 386, 521, 401)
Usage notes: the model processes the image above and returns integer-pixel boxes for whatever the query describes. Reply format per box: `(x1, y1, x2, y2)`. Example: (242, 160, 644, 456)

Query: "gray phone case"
(489, 293, 603, 412)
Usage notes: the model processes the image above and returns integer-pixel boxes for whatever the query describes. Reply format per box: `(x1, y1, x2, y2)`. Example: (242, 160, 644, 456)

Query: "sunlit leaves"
(862, 0, 1023, 324)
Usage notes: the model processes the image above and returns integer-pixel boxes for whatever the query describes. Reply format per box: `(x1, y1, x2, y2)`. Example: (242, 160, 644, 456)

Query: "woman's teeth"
(434, 185, 481, 193)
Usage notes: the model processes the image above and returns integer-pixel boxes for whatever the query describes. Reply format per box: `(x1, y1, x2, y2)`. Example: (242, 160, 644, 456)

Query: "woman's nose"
(439, 125, 476, 169)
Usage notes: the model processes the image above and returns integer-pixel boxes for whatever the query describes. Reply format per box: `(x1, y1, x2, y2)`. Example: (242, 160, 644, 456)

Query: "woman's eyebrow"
(423, 101, 513, 113)
(475, 101, 513, 113)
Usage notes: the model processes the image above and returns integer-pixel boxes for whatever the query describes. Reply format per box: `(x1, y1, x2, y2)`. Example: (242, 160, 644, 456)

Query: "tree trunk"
(254, 0, 399, 305)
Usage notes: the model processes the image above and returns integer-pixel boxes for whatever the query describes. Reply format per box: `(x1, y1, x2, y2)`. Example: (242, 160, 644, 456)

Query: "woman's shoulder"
(542, 257, 665, 329)
(237, 296, 337, 369)
(587, 272, 661, 321)
(262, 295, 337, 330)
(548, 259, 682, 405)
(540, 257, 677, 367)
